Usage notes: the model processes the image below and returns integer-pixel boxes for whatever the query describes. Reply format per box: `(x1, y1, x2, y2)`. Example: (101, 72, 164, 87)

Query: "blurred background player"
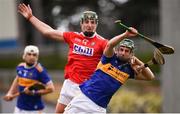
(3, 45, 55, 114)
(64, 28, 155, 113)
(18, 3, 108, 113)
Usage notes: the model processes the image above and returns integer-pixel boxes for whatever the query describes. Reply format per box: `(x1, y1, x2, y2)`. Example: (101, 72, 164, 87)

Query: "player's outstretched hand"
(3, 95, 14, 101)
(18, 3, 33, 20)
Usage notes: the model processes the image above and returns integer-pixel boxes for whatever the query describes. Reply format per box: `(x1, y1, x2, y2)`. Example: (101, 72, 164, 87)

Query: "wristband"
(27, 15, 33, 21)
(144, 64, 149, 68)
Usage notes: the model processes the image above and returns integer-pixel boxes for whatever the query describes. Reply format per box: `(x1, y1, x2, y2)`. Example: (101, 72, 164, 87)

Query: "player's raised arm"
(18, 3, 64, 41)
(103, 27, 138, 57)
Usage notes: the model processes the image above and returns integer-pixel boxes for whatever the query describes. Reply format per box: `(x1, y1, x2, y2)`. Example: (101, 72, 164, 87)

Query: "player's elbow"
(143, 68, 155, 81)
(136, 74, 155, 81)
(146, 74, 155, 81)
(148, 75, 155, 80)
(49, 85, 55, 93)
(51, 86, 55, 92)
(46, 82, 55, 93)
(106, 42, 114, 50)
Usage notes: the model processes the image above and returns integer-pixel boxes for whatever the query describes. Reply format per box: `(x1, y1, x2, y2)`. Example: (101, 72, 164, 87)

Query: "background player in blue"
(64, 27, 155, 113)
(4, 45, 55, 114)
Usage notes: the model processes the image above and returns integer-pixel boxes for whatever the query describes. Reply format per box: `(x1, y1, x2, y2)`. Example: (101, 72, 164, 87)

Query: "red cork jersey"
(63, 32, 108, 84)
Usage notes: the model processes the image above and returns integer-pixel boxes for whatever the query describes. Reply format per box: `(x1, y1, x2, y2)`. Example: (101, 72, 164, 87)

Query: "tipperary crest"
(29, 72, 33, 77)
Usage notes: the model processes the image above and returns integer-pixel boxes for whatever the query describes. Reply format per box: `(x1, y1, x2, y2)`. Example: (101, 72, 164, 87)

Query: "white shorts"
(14, 107, 44, 114)
(57, 79, 81, 105)
(64, 92, 106, 114)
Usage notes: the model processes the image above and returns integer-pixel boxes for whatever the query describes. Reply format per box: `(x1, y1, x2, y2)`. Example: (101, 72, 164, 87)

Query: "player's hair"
(23, 45, 39, 59)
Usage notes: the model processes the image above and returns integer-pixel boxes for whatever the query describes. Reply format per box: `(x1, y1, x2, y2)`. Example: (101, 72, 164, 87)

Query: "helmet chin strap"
(83, 31, 95, 37)
(26, 63, 35, 67)
(26, 62, 37, 68)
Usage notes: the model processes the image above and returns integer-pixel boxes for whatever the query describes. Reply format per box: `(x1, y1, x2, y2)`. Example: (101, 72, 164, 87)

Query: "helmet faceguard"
(22, 45, 39, 66)
(80, 11, 98, 37)
(81, 11, 98, 24)
(115, 39, 135, 62)
(118, 39, 135, 51)
(23, 45, 39, 59)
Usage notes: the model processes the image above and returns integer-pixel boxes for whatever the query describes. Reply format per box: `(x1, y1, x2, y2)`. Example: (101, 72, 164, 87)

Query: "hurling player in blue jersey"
(4, 45, 55, 114)
(64, 27, 155, 113)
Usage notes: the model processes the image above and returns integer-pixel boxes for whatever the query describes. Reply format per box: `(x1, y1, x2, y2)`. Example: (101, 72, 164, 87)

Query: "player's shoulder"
(64, 31, 82, 40)
(64, 31, 81, 36)
(17, 62, 26, 67)
(74, 32, 81, 35)
(95, 33, 108, 42)
(35, 63, 44, 73)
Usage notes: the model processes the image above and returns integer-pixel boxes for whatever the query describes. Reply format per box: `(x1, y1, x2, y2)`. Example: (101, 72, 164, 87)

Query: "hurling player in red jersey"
(18, 3, 108, 113)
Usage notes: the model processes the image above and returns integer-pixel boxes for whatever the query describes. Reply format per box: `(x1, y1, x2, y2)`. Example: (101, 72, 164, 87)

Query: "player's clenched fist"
(3, 95, 14, 101)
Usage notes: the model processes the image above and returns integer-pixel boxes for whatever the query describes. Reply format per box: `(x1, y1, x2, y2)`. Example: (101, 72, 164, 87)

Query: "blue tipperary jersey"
(80, 54, 135, 108)
(16, 62, 52, 110)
